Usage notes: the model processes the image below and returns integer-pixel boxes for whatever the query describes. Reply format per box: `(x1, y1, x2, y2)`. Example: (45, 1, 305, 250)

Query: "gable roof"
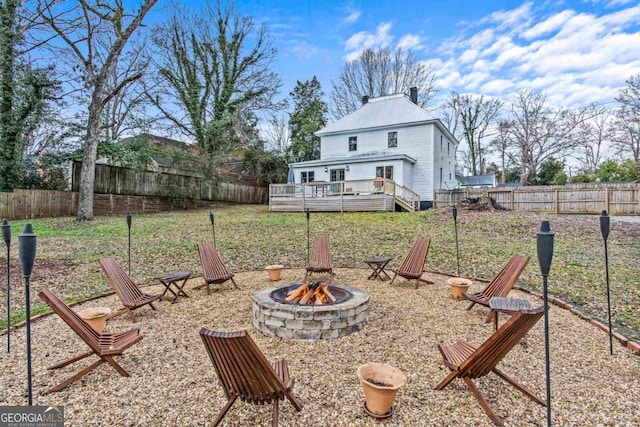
(317, 94, 436, 136)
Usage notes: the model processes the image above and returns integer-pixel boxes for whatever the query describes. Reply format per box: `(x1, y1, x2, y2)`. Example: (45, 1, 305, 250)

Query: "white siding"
(319, 123, 435, 200)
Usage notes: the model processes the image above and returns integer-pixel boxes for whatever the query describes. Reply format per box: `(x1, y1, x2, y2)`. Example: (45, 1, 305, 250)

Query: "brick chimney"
(409, 87, 418, 104)
(362, 95, 369, 105)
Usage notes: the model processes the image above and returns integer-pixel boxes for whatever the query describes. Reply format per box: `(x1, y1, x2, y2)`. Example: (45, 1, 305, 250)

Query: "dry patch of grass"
(1, 204, 638, 341)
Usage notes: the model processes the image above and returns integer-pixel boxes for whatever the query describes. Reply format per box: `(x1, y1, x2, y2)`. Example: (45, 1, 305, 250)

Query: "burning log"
(286, 282, 336, 305)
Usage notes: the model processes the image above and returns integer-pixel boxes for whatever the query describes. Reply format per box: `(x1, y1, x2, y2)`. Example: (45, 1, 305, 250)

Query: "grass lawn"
(1, 203, 639, 342)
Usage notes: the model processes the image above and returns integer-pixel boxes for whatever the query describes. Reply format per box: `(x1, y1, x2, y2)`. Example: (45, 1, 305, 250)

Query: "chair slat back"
(98, 258, 146, 305)
(479, 254, 530, 299)
(396, 238, 430, 277)
(308, 235, 332, 271)
(197, 243, 233, 283)
(459, 308, 543, 379)
(38, 287, 101, 353)
(200, 328, 286, 402)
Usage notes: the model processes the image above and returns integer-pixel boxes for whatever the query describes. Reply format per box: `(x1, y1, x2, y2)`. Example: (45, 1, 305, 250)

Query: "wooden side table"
(156, 271, 192, 304)
(364, 257, 392, 281)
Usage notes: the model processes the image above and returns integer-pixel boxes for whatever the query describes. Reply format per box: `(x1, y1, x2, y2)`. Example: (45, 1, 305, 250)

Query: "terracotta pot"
(265, 265, 284, 281)
(78, 307, 112, 333)
(357, 363, 407, 418)
(447, 277, 472, 299)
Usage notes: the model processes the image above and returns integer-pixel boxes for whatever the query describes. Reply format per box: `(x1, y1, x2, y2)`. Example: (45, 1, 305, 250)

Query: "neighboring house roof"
(459, 174, 497, 187)
(317, 94, 436, 135)
(291, 152, 417, 167)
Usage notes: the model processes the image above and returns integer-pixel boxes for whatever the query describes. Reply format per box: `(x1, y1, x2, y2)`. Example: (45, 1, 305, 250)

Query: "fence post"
(555, 189, 559, 214)
(605, 187, 610, 213)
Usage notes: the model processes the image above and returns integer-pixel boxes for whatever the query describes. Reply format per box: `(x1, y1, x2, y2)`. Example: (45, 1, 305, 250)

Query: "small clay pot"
(447, 277, 472, 299)
(357, 363, 407, 418)
(265, 265, 284, 281)
(78, 307, 112, 333)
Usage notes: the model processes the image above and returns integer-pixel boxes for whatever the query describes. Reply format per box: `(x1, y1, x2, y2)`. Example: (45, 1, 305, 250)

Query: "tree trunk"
(76, 95, 104, 221)
(0, 0, 19, 192)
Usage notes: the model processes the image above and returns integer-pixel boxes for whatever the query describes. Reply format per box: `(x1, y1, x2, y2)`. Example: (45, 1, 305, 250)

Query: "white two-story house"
(289, 89, 459, 210)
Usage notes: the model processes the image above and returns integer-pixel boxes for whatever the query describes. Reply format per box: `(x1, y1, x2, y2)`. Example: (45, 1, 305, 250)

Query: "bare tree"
(34, 0, 158, 221)
(611, 74, 640, 163)
(329, 46, 436, 120)
(507, 90, 591, 185)
(262, 112, 289, 156)
(442, 92, 502, 175)
(488, 120, 517, 184)
(147, 1, 283, 155)
(574, 104, 612, 173)
(101, 55, 154, 143)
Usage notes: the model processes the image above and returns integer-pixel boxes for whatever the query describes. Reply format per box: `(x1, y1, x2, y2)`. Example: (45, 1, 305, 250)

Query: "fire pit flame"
(285, 282, 336, 305)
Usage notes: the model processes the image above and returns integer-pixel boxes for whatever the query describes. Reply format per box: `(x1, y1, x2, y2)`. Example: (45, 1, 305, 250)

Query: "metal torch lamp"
(2, 219, 10, 353)
(452, 205, 460, 275)
(536, 220, 554, 427)
(209, 211, 216, 249)
(600, 210, 613, 355)
(126, 212, 132, 276)
(305, 208, 310, 264)
(19, 224, 37, 406)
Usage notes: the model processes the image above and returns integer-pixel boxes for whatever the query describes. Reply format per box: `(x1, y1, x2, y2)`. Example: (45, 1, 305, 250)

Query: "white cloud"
(522, 10, 576, 39)
(606, 0, 634, 7)
(480, 1, 534, 30)
(397, 34, 422, 50)
(434, 2, 640, 108)
(344, 22, 393, 60)
(343, 9, 361, 24)
(290, 41, 319, 61)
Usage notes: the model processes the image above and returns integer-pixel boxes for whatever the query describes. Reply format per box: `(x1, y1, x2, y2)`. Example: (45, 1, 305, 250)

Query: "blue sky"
(168, 0, 640, 110)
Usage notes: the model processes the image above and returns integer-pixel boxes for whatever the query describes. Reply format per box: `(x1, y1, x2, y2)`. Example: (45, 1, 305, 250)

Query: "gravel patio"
(2, 267, 639, 426)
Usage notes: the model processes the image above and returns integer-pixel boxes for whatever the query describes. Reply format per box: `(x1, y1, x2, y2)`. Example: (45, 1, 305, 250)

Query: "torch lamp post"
(126, 212, 132, 276)
(452, 205, 460, 276)
(536, 220, 554, 427)
(19, 224, 36, 406)
(2, 219, 10, 353)
(600, 210, 613, 355)
(305, 209, 310, 264)
(209, 211, 216, 249)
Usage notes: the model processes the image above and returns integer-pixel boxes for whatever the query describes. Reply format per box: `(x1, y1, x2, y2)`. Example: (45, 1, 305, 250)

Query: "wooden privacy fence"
(72, 161, 267, 204)
(0, 190, 221, 220)
(434, 183, 640, 215)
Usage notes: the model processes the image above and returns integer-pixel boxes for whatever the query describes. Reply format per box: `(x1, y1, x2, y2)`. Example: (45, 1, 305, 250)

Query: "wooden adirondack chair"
(304, 235, 334, 283)
(389, 238, 432, 288)
(38, 287, 143, 395)
(199, 328, 302, 427)
(98, 257, 161, 322)
(195, 243, 238, 294)
(464, 254, 530, 322)
(435, 307, 545, 427)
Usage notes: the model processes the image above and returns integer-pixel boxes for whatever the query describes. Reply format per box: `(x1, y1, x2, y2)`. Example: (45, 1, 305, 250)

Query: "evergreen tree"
(288, 77, 327, 162)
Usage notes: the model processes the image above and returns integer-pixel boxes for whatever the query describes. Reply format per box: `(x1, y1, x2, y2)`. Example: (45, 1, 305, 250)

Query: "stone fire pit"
(252, 284, 369, 341)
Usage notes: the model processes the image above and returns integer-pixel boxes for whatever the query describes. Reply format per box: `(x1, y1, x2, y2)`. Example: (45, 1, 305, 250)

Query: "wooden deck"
(269, 179, 419, 213)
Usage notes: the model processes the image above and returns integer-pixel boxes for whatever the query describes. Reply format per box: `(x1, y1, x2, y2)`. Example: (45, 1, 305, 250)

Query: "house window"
(388, 131, 398, 148)
(301, 171, 314, 183)
(448, 142, 450, 154)
(330, 168, 345, 181)
(376, 166, 393, 180)
(348, 136, 357, 151)
(440, 167, 443, 188)
(440, 135, 443, 151)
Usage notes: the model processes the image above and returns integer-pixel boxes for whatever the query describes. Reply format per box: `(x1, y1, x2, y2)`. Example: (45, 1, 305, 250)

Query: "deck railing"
(269, 179, 419, 211)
